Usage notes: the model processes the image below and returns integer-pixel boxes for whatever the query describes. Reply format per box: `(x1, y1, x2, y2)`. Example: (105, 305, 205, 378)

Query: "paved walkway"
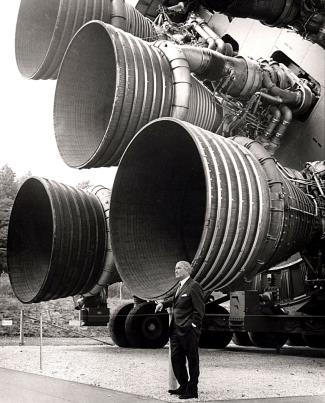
(0, 368, 324, 403)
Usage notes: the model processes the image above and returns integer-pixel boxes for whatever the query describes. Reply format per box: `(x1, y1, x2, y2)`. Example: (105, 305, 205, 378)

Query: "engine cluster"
(151, 5, 321, 156)
(8, 0, 325, 302)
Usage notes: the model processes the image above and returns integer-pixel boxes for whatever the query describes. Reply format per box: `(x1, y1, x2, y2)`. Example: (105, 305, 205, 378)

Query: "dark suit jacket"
(164, 278, 205, 336)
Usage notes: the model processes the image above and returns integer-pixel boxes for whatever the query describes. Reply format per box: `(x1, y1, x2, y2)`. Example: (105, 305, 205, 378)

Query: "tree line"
(0, 165, 32, 273)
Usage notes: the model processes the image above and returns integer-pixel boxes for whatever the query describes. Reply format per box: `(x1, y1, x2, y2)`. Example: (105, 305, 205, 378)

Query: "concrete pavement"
(0, 368, 324, 403)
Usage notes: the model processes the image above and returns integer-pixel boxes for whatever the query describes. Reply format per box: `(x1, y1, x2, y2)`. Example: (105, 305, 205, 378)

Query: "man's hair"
(176, 260, 193, 274)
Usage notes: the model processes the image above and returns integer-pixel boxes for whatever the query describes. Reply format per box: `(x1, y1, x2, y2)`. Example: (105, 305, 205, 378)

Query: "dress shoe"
(168, 385, 187, 395)
(179, 391, 198, 399)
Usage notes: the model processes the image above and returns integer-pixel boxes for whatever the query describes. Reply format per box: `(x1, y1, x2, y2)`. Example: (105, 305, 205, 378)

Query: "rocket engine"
(109, 118, 324, 299)
(6, 0, 325, 348)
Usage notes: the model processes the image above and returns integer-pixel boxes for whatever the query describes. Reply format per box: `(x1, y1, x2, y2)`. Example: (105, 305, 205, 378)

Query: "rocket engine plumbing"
(7, 0, 325, 309)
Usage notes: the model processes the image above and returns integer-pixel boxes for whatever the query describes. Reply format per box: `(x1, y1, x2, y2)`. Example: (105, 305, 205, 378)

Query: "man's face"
(175, 265, 189, 280)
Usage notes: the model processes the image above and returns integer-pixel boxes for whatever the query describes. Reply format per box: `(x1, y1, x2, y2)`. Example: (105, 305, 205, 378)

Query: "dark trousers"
(170, 327, 200, 392)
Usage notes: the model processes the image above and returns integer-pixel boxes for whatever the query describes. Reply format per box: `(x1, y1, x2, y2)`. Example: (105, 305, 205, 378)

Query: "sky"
(0, 2, 117, 188)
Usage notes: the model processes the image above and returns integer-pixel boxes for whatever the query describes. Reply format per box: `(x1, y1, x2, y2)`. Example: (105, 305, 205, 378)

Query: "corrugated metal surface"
(54, 23, 222, 168)
(110, 118, 321, 300)
(7, 177, 107, 303)
(15, 0, 155, 79)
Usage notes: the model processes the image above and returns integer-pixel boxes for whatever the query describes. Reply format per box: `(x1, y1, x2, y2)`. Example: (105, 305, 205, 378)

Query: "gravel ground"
(0, 338, 325, 401)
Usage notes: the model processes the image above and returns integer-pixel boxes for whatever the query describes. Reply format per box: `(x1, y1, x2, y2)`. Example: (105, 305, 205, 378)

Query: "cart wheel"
(248, 331, 288, 348)
(232, 332, 253, 346)
(125, 302, 169, 348)
(109, 302, 134, 347)
(302, 334, 325, 348)
(199, 303, 233, 348)
(287, 334, 305, 346)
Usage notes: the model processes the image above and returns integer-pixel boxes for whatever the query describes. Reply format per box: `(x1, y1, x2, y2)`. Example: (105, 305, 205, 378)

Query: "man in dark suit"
(155, 261, 205, 399)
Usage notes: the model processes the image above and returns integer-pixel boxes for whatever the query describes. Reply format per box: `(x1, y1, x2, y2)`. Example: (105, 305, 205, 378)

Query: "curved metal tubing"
(84, 185, 121, 297)
(15, 0, 155, 79)
(7, 177, 107, 303)
(153, 41, 192, 120)
(109, 118, 321, 300)
(54, 22, 222, 168)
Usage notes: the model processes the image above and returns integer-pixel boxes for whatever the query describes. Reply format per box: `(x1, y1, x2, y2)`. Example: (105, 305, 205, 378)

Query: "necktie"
(175, 282, 181, 296)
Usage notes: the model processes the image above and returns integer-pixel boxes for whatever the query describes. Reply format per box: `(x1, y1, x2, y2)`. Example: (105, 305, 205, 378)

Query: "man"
(155, 261, 205, 399)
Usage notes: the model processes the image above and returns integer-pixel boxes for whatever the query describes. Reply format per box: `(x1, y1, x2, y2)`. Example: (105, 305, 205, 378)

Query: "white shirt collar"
(179, 276, 190, 289)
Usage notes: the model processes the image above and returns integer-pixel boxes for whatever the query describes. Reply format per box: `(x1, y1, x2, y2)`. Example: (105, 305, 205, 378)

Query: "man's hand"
(155, 302, 163, 313)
